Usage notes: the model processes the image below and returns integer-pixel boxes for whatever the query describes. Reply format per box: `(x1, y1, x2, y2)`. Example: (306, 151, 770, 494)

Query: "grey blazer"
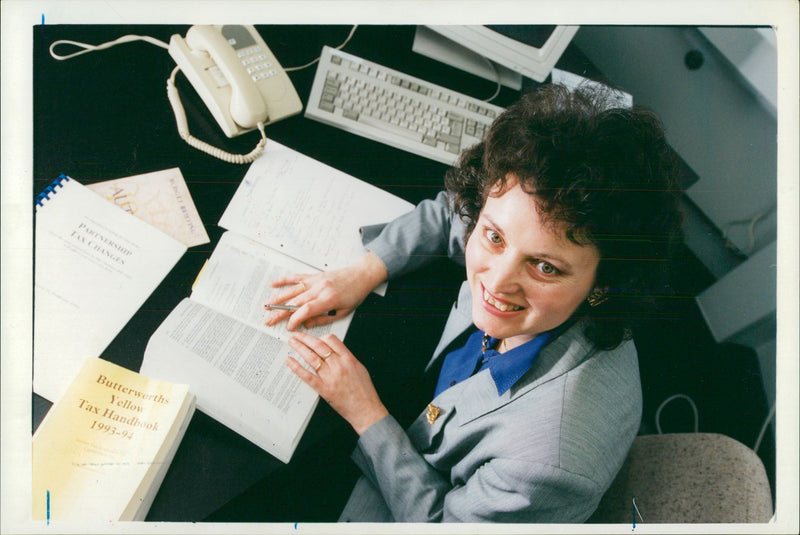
(340, 192, 642, 523)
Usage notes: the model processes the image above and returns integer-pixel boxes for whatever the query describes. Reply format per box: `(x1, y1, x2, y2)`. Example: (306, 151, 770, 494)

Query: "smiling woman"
(448, 83, 684, 350)
(465, 178, 601, 351)
(267, 83, 684, 523)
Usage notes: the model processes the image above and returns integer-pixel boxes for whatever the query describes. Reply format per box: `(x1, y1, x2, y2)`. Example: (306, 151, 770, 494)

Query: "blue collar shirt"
(434, 328, 555, 398)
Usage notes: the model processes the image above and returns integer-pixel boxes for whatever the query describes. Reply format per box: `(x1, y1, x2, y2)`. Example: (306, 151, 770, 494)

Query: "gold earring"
(587, 288, 608, 307)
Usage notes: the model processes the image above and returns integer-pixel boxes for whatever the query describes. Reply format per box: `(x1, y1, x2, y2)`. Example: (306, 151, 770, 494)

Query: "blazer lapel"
(417, 282, 594, 437)
(407, 326, 593, 451)
(426, 281, 473, 372)
(515, 322, 595, 392)
(407, 378, 468, 450)
(456, 322, 594, 425)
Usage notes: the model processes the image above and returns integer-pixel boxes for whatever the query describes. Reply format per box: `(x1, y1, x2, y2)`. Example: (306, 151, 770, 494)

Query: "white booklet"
(34, 176, 187, 403)
(141, 141, 414, 463)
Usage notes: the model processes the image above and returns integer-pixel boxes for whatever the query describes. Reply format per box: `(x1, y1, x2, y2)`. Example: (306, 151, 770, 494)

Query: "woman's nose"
(485, 252, 522, 294)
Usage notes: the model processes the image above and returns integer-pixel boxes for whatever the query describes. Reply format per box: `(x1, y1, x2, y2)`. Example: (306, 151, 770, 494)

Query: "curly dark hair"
(444, 83, 684, 350)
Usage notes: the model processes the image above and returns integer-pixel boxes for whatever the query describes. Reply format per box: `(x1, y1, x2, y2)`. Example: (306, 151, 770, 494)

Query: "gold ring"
(321, 350, 333, 360)
(297, 281, 306, 292)
(314, 361, 322, 371)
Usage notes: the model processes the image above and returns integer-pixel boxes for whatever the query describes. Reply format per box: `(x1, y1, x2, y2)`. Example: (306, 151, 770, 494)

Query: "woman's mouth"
(483, 287, 524, 312)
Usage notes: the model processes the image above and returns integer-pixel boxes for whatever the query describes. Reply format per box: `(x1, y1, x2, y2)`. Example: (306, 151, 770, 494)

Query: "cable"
(166, 67, 267, 164)
(478, 56, 503, 103)
(49, 34, 168, 60)
(753, 402, 776, 454)
(655, 393, 699, 434)
(632, 497, 644, 523)
(285, 25, 359, 72)
(50, 32, 268, 164)
(721, 204, 776, 254)
(656, 393, 776, 455)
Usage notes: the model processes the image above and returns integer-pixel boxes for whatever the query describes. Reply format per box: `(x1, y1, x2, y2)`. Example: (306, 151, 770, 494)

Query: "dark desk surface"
(32, 24, 596, 521)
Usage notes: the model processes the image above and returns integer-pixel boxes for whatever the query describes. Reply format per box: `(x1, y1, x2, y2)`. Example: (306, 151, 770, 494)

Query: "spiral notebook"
(34, 176, 187, 402)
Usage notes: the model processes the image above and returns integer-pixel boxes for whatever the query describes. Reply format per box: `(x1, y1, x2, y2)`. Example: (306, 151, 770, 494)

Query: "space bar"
(356, 114, 423, 143)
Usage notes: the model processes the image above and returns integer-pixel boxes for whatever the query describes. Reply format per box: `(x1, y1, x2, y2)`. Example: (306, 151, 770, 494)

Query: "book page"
(218, 140, 414, 272)
(32, 357, 193, 522)
(86, 167, 210, 247)
(190, 231, 352, 341)
(140, 299, 318, 463)
(34, 177, 187, 402)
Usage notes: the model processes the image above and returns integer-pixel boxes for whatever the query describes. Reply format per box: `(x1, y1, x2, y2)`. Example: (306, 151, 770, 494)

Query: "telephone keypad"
(237, 45, 278, 82)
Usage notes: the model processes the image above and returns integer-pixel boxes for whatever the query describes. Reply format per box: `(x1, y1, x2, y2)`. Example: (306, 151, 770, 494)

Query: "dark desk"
(32, 24, 591, 521)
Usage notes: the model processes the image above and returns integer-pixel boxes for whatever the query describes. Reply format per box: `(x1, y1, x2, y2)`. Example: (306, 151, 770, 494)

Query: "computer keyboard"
(305, 46, 505, 165)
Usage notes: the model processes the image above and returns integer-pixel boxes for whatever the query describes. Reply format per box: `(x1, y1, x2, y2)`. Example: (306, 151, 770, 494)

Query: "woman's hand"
(287, 331, 388, 435)
(265, 251, 388, 331)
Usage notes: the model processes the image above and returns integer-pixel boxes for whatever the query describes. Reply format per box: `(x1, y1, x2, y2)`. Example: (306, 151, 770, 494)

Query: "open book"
(34, 176, 187, 402)
(140, 141, 414, 463)
(33, 357, 195, 522)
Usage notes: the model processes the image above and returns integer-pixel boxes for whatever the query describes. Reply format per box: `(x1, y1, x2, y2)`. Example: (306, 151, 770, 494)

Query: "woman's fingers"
(267, 274, 342, 330)
(268, 277, 310, 302)
(286, 355, 323, 392)
(300, 312, 345, 330)
(270, 275, 309, 289)
(289, 331, 336, 363)
(319, 333, 350, 358)
(268, 253, 387, 330)
(286, 334, 335, 397)
(265, 277, 312, 326)
(287, 335, 327, 374)
(286, 332, 388, 435)
(284, 299, 343, 331)
(287, 333, 346, 382)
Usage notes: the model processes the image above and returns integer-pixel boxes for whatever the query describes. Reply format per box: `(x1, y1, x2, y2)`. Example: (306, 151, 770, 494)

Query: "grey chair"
(589, 433, 773, 523)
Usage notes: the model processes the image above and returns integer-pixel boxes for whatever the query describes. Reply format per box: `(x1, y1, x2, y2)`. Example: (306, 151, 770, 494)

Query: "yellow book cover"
(32, 357, 195, 522)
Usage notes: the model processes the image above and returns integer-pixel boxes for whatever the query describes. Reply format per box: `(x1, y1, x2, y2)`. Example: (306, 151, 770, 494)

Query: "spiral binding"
(35, 175, 71, 208)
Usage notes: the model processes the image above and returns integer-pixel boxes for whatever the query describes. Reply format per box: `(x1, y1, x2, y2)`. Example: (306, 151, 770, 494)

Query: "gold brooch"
(426, 403, 440, 424)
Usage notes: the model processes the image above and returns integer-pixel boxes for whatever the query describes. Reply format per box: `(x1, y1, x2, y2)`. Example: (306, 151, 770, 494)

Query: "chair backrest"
(588, 432, 773, 524)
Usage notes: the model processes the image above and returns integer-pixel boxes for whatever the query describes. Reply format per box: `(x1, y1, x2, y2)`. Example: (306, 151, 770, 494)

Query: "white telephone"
(168, 25, 302, 138)
(49, 25, 304, 163)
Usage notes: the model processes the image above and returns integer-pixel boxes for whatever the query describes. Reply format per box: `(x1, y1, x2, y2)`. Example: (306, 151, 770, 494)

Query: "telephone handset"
(169, 25, 302, 138)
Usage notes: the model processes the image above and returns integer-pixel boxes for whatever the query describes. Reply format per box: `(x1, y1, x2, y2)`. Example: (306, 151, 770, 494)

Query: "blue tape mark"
(46, 490, 50, 524)
(42, 13, 45, 25)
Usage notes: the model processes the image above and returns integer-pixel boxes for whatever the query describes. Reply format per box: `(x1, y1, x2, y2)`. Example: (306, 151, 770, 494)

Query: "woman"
(266, 84, 683, 522)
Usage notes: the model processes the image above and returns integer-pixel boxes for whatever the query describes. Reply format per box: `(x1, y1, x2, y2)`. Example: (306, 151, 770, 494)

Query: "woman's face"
(465, 178, 601, 350)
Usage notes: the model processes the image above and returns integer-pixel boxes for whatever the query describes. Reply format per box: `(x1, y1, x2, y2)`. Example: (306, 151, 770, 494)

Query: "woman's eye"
(537, 262, 558, 275)
(485, 229, 502, 245)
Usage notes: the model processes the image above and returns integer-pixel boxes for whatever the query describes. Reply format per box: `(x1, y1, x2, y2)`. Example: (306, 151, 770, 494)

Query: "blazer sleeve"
(360, 190, 467, 279)
(349, 415, 601, 523)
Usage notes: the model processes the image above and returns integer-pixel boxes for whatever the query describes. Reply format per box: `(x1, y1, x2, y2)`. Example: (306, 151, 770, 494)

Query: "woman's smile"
(482, 284, 524, 313)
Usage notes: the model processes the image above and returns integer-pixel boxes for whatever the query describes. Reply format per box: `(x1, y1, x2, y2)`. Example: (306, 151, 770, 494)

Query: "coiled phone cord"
(166, 66, 267, 164)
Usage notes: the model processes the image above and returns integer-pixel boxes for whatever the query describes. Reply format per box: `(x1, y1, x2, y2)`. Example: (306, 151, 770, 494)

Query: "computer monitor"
(412, 25, 579, 90)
